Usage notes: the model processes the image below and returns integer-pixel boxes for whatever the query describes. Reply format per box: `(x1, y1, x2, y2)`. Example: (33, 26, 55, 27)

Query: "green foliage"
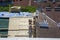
(21, 6, 36, 13)
(0, 4, 13, 12)
(0, 6, 9, 12)
(0, 5, 36, 12)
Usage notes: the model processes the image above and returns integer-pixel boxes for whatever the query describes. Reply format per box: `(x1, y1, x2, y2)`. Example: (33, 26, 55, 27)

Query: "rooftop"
(0, 12, 35, 18)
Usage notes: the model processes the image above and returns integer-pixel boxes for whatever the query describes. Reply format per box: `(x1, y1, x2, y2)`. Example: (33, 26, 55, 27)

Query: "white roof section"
(0, 12, 35, 17)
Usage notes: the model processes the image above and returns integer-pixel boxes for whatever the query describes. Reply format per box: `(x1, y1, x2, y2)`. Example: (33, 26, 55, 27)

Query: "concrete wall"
(8, 17, 33, 37)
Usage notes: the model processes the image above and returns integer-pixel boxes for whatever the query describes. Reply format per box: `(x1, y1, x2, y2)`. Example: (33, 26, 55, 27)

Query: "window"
(55, 0, 60, 2)
(1, 36, 7, 38)
(57, 5, 60, 7)
(49, 0, 53, 2)
(0, 0, 2, 2)
(49, 0, 55, 2)
(3, 0, 11, 3)
(0, 29, 8, 32)
(0, 30, 8, 38)
(55, 5, 60, 11)
(49, 0, 60, 2)
(29, 19, 32, 25)
(13, 0, 15, 2)
(19, 0, 22, 1)
(46, 5, 52, 11)
(40, 26, 48, 29)
(0, 0, 12, 6)
(33, 17, 35, 19)
(47, 4, 51, 7)
(29, 19, 32, 22)
(0, 17, 9, 28)
(40, 23, 48, 29)
(55, 7, 60, 11)
(46, 7, 52, 11)
(39, 22, 48, 29)
(33, 21, 35, 24)
(0, 17, 9, 38)
(34, 0, 42, 2)
(42, 0, 47, 2)
(36, 16, 38, 18)
(6, 0, 10, 2)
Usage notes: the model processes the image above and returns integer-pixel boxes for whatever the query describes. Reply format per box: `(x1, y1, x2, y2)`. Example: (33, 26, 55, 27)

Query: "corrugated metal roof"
(0, 12, 33, 17)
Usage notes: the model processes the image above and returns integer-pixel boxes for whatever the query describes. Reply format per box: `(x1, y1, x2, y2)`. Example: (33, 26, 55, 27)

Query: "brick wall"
(13, 0, 39, 7)
(41, 0, 60, 23)
(13, 0, 29, 6)
(36, 12, 60, 38)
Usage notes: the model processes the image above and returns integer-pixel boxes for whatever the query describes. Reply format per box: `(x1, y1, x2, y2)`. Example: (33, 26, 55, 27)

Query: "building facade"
(0, 12, 36, 38)
(0, 0, 12, 6)
(13, 0, 39, 7)
(8, 17, 33, 37)
(36, 0, 60, 38)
